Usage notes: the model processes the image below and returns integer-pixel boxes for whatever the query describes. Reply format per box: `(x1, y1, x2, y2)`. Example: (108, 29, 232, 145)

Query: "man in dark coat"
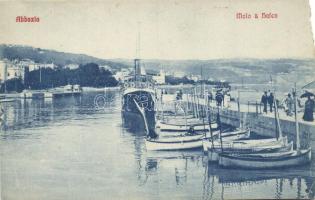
(268, 92, 274, 112)
(215, 90, 223, 107)
(261, 91, 268, 113)
(303, 96, 314, 122)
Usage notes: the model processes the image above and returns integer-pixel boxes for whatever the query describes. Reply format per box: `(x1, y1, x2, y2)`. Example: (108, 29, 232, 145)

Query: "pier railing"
(247, 101, 262, 116)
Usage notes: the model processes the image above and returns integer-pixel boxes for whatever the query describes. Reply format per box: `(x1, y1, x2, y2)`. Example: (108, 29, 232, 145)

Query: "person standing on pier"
(268, 92, 274, 112)
(284, 93, 294, 116)
(261, 91, 268, 113)
(215, 90, 223, 107)
(303, 95, 314, 122)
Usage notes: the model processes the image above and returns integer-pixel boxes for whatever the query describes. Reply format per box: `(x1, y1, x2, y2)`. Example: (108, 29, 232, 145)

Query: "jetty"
(1, 84, 82, 100)
(175, 93, 315, 156)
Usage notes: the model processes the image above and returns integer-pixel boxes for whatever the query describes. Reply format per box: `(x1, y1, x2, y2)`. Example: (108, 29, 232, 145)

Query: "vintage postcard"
(0, 0, 315, 199)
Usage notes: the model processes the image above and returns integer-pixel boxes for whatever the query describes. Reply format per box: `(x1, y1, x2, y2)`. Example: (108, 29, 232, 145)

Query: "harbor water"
(1, 91, 314, 200)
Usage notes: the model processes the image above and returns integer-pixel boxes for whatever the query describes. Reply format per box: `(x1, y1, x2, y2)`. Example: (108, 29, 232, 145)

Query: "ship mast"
(134, 22, 141, 84)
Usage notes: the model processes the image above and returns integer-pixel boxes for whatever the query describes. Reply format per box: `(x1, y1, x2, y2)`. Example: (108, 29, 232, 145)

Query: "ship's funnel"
(134, 59, 141, 80)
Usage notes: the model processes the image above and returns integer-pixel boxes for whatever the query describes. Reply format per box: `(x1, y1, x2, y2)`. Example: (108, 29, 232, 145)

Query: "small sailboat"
(218, 87, 312, 169)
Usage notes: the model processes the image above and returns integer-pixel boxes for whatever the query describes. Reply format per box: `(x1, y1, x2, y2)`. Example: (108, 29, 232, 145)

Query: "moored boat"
(216, 87, 312, 169)
(205, 137, 293, 162)
(218, 148, 311, 169)
(156, 120, 218, 131)
(145, 136, 204, 151)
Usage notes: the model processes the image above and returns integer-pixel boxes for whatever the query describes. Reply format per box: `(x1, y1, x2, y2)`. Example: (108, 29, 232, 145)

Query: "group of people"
(261, 91, 274, 113)
(208, 89, 230, 108)
(261, 90, 314, 122)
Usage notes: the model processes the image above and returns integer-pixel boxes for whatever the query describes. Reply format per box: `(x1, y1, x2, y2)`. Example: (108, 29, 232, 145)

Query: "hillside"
(1, 44, 314, 86)
(111, 58, 315, 85)
(0, 44, 128, 70)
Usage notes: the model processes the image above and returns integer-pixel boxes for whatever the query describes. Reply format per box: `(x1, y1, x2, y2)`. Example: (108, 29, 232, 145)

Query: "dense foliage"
(165, 76, 195, 85)
(0, 78, 24, 93)
(0, 63, 118, 92)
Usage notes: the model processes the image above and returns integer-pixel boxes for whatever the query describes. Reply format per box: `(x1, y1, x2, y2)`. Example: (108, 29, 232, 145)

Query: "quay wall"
(183, 99, 315, 163)
(216, 107, 314, 149)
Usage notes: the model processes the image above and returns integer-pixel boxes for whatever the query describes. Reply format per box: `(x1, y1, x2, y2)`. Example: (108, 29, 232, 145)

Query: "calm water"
(1, 91, 315, 200)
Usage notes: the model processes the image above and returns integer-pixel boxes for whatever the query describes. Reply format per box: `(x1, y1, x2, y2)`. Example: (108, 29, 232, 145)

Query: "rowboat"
(150, 133, 204, 143)
(160, 116, 211, 124)
(145, 135, 204, 151)
(134, 98, 205, 151)
(204, 137, 292, 162)
(202, 128, 251, 151)
(218, 128, 251, 141)
(156, 120, 218, 131)
(218, 148, 311, 169)
(217, 88, 312, 169)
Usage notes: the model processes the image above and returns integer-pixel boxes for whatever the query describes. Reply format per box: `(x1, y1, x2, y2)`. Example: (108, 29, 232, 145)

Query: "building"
(0, 59, 25, 83)
(28, 62, 58, 71)
(0, 59, 8, 83)
(152, 70, 166, 85)
(114, 68, 132, 82)
(65, 64, 79, 70)
(0, 59, 59, 84)
(188, 74, 201, 82)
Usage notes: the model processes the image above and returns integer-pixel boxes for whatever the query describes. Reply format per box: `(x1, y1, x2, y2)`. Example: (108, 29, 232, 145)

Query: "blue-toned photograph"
(0, 0, 315, 199)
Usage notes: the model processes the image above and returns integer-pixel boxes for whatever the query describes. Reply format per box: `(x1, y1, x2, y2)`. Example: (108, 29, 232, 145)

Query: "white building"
(0, 59, 25, 83)
(29, 63, 58, 71)
(188, 75, 201, 82)
(152, 70, 166, 84)
(114, 68, 132, 82)
(0, 59, 8, 83)
(65, 64, 79, 70)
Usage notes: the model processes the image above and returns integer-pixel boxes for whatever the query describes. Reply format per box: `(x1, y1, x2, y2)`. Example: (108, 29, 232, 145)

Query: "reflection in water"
(1, 91, 314, 200)
(123, 100, 315, 200)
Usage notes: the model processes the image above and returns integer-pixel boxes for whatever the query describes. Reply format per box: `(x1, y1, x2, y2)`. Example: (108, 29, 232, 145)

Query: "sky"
(0, 0, 314, 60)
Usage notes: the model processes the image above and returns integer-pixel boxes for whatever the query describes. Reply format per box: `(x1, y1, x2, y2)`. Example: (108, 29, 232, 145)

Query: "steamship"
(121, 59, 156, 130)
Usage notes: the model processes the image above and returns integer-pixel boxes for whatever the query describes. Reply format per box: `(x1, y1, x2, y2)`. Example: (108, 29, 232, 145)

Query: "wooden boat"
(134, 98, 204, 151)
(204, 137, 293, 162)
(218, 148, 311, 169)
(145, 136, 204, 151)
(150, 133, 204, 143)
(156, 120, 218, 131)
(202, 128, 251, 151)
(204, 136, 288, 151)
(157, 129, 209, 137)
(218, 128, 250, 141)
(160, 116, 211, 124)
(217, 88, 312, 169)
